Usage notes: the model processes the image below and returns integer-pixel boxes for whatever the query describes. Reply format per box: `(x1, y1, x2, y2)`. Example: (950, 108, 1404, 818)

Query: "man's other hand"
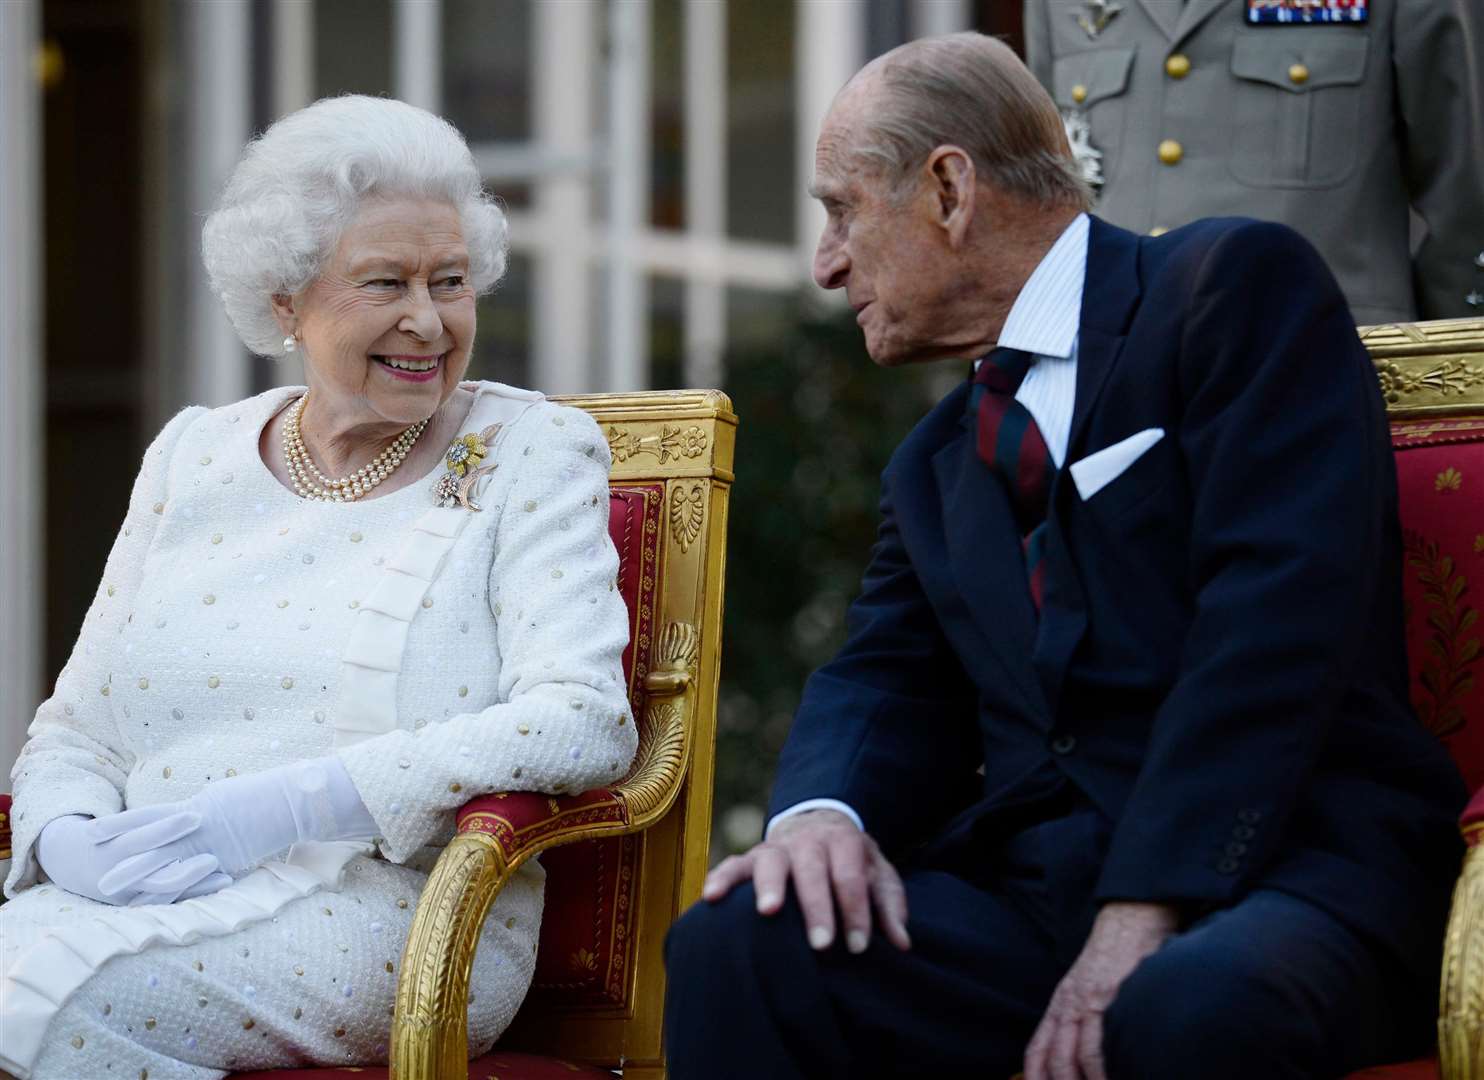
(701, 808, 912, 954)
(1024, 901, 1178, 1080)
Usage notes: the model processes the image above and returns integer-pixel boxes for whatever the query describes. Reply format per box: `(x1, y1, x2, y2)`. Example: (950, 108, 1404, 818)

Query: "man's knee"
(667, 881, 763, 980)
(1103, 946, 1305, 1080)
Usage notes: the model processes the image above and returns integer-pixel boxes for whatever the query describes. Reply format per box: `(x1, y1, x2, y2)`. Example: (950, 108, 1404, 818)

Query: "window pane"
(469, 252, 532, 390)
(651, 0, 685, 229)
(727, 0, 794, 244)
(649, 274, 686, 390)
(442, 0, 531, 144)
(315, 0, 392, 98)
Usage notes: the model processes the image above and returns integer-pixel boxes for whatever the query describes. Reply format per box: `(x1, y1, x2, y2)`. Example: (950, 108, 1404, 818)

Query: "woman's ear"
(926, 145, 977, 247)
(270, 293, 298, 337)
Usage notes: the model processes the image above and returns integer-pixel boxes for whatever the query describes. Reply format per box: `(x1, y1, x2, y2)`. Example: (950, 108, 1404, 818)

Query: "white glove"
(97, 755, 379, 876)
(37, 811, 234, 906)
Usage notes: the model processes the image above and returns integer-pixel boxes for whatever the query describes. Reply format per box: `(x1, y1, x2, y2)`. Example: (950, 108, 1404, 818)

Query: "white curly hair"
(202, 94, 509, 357)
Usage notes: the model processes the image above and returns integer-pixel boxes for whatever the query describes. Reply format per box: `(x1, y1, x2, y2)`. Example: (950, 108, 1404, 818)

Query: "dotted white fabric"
(0, 382, 636, 1078)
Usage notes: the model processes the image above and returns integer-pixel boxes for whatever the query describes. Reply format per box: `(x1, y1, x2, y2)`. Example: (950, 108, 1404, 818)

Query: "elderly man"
(664, 32, 1465, 1080)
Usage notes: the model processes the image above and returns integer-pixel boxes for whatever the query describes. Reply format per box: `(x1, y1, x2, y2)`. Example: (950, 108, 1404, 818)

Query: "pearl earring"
(283, 334, 298, 354)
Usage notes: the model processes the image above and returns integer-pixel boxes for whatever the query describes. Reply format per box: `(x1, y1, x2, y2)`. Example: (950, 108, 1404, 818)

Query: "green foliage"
(712, 298, 950, 853)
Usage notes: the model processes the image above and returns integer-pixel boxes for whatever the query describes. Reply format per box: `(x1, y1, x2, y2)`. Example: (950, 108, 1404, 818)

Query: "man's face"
(810, 91, 963, 367)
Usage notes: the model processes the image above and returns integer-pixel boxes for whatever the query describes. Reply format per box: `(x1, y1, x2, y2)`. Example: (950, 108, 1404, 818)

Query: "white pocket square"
(1068, 428, 1165, 501)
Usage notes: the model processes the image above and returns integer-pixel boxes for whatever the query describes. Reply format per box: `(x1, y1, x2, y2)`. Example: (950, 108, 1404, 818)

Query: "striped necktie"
(969, 347, 1057, 610)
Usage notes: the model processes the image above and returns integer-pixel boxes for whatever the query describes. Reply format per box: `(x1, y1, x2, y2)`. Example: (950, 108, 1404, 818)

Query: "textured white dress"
(0, 381, 637, 1079)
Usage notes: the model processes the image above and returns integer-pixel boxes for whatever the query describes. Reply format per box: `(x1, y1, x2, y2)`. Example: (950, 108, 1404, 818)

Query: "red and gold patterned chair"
(0, 389, 736, 1080)
(1362, 319, 1484, 1080)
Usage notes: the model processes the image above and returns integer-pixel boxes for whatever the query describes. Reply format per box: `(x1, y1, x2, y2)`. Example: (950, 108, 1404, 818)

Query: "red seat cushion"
(1344, 1057, 1439, 1078)
(229, 1049, 613, 1078)
(1392, 418, 1484, 788)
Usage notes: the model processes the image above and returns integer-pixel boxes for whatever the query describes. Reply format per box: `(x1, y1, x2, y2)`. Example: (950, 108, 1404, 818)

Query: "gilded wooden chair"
(0, 389, 734, 1080)
(1357, 319, 1484, 1080)
(380, 389, 736, 1080)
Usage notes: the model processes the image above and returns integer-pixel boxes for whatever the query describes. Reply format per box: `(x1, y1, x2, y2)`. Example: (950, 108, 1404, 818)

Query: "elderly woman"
(0, 95, 636, 1079)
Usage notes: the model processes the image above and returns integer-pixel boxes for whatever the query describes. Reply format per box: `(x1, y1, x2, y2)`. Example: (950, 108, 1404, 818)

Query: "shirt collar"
(994, 212, 1089, 360)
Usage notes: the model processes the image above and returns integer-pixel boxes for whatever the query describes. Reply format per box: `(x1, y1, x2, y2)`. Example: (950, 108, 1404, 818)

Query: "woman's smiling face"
(280, 196, 476, 427)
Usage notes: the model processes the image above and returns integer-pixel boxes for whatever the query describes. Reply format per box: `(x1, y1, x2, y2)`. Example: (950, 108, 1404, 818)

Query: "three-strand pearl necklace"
(282, 391, 429, 502)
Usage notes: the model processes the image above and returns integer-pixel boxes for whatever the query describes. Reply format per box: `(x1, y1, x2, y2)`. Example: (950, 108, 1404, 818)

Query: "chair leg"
(391, 832, 512, 1080)
(1440, 841, 1484, 1080)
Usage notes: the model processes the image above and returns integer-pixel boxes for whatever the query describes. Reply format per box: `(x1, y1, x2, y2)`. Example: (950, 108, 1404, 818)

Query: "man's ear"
(270, 293, 298, 337)
(926, 145, 977, 246)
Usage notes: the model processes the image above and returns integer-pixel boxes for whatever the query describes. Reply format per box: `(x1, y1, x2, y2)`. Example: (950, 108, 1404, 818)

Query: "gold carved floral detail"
(1376, 359, 1484, 406)
(1439, 468, 1465, 493)
(606, 424, 708, 465)
(669, 483, 706, 553)
(571, 947, 599, 974)
(1404, 530, 1481, 739)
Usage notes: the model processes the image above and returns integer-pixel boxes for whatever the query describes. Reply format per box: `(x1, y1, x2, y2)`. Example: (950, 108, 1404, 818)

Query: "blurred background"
(0, 0, 1027, 859)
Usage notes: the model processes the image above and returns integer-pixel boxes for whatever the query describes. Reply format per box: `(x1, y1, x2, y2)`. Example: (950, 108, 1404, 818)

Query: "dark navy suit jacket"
(769, 215, 1466, 978)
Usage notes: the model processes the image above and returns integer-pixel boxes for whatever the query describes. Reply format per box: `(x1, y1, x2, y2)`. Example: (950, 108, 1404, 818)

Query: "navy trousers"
(663, 808, 1438, 1079)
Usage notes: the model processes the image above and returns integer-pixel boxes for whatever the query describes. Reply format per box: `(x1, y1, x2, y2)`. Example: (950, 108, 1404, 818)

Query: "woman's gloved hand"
(36, 810, 234, 906)
(96, 755, 380, 876)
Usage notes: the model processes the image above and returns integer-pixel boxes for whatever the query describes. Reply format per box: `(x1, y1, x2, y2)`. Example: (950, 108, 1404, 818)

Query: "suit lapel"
(1067, 217, 1141, 464)
(1172, 0, 1230, 46)
(930, 412, 1051, 722)
(1135, 0, 1182, 40)
(1035, 216, 1143, 712)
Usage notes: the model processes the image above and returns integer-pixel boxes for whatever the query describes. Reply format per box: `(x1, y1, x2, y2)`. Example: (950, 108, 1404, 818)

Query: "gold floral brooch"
(432, 423, 502, 511)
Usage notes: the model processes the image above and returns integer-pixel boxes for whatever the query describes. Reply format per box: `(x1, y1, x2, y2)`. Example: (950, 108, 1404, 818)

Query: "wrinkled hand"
(36, 811, 233, 907)
(1024, 902, 1178, 1080)
(702, 809, 911, 954)
(97, 755, 379, 876)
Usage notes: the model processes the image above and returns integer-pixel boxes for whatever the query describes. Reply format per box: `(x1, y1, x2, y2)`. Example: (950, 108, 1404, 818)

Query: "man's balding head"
(810, 34, 1085, 367)
(842, 33, 1090, 211)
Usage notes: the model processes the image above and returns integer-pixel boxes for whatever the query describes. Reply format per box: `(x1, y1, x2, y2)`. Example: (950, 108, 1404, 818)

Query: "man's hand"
(701, 809, 912, 954)
(1024, 901, 1178, 1080)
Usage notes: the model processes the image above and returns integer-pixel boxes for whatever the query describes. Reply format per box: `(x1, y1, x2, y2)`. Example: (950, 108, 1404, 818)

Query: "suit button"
(1165, 53, 1191, 79)
(1071, 83, 1088, 104)
(1225, 842, 1248, 857)
(1217, 858, 1240, 874)
(1288, 63, 1310, 85)
(1050, 735, 1077, 755)
(1157, 139, 1183, 166)
(1237, 808, 1262, 824)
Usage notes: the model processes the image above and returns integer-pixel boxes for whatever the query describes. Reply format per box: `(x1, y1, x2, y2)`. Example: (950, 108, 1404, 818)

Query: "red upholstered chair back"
(522, 484, 662, 1009)
(490, 391, 735, 1075)
(1371, 320, 1484, 788)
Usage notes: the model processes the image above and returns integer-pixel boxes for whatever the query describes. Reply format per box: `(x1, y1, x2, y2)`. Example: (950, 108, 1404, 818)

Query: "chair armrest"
(390, 672, 692, 1080)
(1439, 790, 1484, 1080)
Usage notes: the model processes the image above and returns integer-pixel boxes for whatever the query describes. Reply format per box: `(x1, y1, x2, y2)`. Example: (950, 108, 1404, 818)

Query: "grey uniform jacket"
(1025, 0, 1484, 324)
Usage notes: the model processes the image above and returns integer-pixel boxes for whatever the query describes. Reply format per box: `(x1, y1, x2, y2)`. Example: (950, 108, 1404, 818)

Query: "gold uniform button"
(1149, 226, 1169, 237)
(1288, 63, 1309, 85)
(1165, 54, 1191, 79)
(1158, 139, 1183, 165)
(1071, 83, 1088, 104)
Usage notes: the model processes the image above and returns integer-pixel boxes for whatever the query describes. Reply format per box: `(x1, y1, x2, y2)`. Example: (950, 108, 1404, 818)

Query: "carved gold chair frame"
(1366, 318, 1484, 1080)
(390, 390, 736, 1080)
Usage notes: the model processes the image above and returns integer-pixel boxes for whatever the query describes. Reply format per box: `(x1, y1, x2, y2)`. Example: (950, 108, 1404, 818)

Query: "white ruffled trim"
(332, 384, 544, 749)
(0, 840, 368, 1078)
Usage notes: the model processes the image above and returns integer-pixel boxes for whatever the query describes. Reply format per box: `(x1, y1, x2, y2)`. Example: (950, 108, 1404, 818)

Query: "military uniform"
(1024, 0, 1484, 323)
